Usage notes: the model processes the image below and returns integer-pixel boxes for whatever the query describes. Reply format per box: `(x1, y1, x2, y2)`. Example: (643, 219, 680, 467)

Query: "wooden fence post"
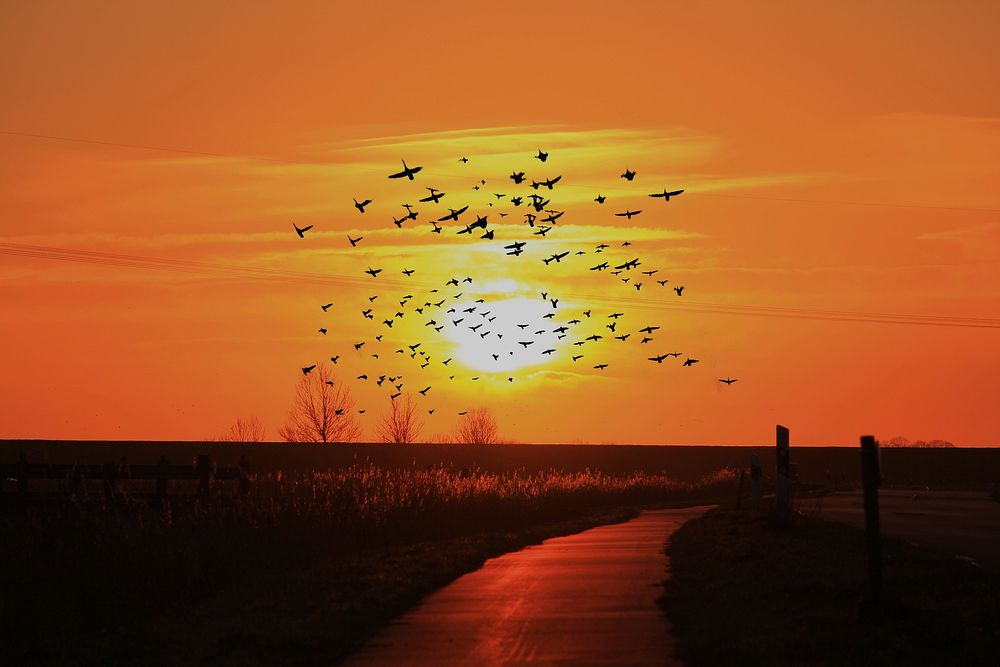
(775, 425, 791, 523)
(196, 455, 212, 501)
(860, 435, 883, 604)
(238, 454, 251, 496)
(16, 452, 29, 497)
(156, 456, 169, 507)
(102, 461, 118, 503)
(750, 453, 762, 510)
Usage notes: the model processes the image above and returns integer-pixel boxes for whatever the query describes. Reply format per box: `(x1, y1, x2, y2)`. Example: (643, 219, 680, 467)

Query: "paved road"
(818, 490, 1000, 571)
(343, 506, 712, 666)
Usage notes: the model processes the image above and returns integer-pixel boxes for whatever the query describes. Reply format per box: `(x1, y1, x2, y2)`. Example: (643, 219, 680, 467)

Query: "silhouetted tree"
(219, 416, 266, 442)
(278, 364, 360, 443)
(455, 407, 499, 445)
(375, 393, 423, 444)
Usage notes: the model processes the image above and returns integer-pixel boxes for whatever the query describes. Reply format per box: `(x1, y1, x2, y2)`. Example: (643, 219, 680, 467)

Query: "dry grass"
(2, 463, 736, 665)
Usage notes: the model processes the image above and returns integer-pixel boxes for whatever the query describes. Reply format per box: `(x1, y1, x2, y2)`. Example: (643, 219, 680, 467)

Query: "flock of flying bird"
(293, 149, 737, 420)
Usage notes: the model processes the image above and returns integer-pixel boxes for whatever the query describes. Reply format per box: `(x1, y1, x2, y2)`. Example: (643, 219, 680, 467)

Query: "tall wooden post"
(775, 425, 790, 523)
(860, 435, 883, 603)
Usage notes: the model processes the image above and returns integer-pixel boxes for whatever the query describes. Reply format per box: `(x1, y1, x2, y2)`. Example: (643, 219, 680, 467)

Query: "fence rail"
(0, 453, 251, 500)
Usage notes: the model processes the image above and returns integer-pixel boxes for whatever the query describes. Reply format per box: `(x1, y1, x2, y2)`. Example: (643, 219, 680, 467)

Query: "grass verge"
(21, 508, 642, 666)
(661, 506, 999, 666)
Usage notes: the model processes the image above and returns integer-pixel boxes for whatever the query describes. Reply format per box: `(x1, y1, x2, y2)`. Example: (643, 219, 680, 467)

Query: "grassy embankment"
(2, 463, 735, 665)
(662, 505, 999, 666)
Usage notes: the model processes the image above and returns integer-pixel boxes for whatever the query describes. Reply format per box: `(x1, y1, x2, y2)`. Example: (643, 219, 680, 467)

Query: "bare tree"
(455, 407, 499, 445)
(219, 416, 266, 442)
(375, 393, 423, 444)
(278, 364, 361, 443)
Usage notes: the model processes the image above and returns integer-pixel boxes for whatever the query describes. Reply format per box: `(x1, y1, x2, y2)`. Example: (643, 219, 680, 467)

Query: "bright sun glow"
(445, 297, 563, 372)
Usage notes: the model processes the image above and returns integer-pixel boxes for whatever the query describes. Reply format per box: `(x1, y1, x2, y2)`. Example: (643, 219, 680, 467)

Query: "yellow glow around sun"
(445, 297, 564, 372)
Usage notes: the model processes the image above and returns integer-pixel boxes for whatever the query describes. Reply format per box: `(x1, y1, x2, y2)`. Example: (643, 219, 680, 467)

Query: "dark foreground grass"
(2, 464, 736, 665)
(662, 506, 1000, 666)
(56, 509, 637, 666)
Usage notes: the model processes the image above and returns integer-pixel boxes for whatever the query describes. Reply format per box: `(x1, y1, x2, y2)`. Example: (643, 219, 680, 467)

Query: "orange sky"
(1, 1, 998, 445)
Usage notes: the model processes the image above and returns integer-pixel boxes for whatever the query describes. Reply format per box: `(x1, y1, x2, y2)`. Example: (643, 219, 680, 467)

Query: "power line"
(3, 242, 998, 330)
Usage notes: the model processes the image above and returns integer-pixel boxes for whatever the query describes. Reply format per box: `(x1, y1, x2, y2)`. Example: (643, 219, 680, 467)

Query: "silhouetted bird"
(649, 188, 684, 201)
(594, 364, 608, 370)
(648, 355, 668, 363)
(348, 235, 363, 247)
(330, 355, 340, 363)
(402, 268, 415, 276)
(302, 365, 316, 375)
(615, 210, 642, 220)
(459, 156, 469, 163)
(420, 188, 445, 203)
(674, 286, 684, 296)
(510, 171, 526, 184)
(365, 267, 382, 278)
(621, 169, 636, 181)
(321, 303, 333, 311)
(595, 194, 606, 203)
(388, 160, 422, 180)
(535, 149, 548, 162)
(439, 205, 469, 222)
(505, 241, 526, 256)
(354, 198, 372, 213)
(720, 377, 738, 385)
(683, 358, 699, 366)
(293, 223, 313, 238)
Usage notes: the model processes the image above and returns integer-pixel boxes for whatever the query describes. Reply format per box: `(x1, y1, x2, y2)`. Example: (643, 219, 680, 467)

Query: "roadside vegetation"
(2, 463, 736, 665)
(662, 506, 999, 666)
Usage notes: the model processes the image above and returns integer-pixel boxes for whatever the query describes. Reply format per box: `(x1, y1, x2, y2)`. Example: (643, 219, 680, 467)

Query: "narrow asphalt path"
(343, 506, 713, 666)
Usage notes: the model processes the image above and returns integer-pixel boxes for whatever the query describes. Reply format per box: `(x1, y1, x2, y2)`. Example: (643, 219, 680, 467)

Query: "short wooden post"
(102, 461, 118, 503)
(156, 456, 169, 506)
(750, 453, 762, 510)
(238, 454, 251, 496)
(69, 462, 84, 501)
(196, 455, 212, 501)
(16, 452, 29, 497)
(775, 425, 791, 523)
(860, 435, 883, 604)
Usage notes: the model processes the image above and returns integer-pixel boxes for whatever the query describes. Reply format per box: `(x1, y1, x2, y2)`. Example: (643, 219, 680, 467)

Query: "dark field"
(0, 446, 735, 665)
(4, 440, 999, 490)
(663, 506, 1000, 666)
(2, 441, 996, 664)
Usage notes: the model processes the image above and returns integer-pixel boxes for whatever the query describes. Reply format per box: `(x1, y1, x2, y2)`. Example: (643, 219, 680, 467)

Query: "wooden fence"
(0, 453, 251, 501)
